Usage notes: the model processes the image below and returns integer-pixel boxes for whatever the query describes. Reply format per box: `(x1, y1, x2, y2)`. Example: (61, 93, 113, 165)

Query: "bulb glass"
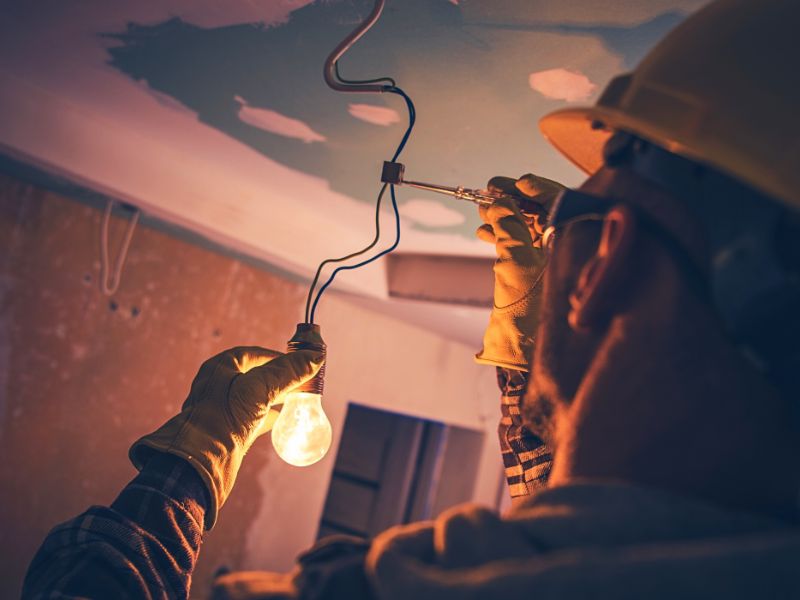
(271, 391, 332, 467)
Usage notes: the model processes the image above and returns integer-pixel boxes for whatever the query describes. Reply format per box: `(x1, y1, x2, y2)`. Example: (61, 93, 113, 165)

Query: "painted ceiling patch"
(528, 68, 597, 102)
(348, 103, 401, 126)
(235, 95, 326, 143)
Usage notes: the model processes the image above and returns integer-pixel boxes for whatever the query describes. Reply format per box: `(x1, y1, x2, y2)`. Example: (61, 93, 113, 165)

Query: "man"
(23, 0, 800, 597)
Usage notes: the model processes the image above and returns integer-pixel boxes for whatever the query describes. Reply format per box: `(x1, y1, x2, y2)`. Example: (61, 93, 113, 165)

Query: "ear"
(568, 205, 637, 331)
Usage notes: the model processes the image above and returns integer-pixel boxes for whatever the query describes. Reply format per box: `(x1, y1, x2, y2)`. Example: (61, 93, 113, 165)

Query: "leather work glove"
(475, 174, 564, 370)
(130, 346, 324, 529)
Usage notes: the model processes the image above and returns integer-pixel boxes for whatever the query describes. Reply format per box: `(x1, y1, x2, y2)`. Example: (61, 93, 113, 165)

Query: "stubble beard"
(522, 240, 602, 450)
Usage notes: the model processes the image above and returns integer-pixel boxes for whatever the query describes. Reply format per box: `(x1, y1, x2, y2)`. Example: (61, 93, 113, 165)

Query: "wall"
(0, 174, 502, 598)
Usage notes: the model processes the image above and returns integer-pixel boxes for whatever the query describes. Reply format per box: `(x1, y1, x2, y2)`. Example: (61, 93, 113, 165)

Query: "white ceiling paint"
(235, 96, 328, 143)
(529, 68, 597, 102)
(348, 103, 402, 126)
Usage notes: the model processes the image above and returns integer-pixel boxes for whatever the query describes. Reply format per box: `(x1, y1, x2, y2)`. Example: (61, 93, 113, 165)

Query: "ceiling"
(0, 0, 710, 344)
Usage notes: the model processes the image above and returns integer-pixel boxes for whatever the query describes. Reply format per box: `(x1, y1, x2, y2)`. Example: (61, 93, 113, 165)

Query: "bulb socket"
(287, 323, 326, 395)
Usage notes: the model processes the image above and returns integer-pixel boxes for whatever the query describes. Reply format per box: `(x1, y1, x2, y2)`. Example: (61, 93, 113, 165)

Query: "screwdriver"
(380, 161, 547, 218)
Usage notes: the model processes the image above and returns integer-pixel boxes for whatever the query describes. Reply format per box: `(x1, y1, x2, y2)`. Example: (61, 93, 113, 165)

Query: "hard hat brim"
(539, 107, 610, 176)
(538, 105, 706, 177)
(540, 103, 798, 213)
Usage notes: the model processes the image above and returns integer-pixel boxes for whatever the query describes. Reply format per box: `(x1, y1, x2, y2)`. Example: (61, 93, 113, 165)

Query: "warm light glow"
(271, 391, 332, 467)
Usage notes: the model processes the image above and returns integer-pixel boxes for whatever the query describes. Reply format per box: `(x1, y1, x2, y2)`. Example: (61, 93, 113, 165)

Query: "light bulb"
(272, 322, 331, 467)
(271, 391, 332, 467)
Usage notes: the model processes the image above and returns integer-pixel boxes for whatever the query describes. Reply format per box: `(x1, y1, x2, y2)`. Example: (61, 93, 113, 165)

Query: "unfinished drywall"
(0, 173, 502, 598)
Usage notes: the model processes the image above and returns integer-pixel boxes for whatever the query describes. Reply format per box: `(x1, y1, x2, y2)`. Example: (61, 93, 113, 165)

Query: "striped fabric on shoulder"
(497, 368, 553, 498)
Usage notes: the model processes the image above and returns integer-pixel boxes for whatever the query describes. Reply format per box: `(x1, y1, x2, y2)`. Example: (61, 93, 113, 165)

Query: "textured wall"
(0, 174, 502, 598)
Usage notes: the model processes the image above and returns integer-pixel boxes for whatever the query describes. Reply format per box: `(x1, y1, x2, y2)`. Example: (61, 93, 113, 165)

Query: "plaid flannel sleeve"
(497, 367, 553, 498)
(22, 453, 207, 600)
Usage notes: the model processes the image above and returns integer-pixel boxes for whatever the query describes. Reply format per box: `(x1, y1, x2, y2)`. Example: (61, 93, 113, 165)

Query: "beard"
(523, 226, 604, 446)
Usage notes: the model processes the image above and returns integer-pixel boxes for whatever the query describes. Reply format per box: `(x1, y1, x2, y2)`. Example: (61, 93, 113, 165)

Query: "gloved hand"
(130, 346, 324, 529)
(475, 174, 564, 370)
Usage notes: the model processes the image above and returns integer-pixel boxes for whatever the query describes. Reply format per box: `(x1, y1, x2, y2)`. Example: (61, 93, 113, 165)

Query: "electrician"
(23, 0, 800, 597)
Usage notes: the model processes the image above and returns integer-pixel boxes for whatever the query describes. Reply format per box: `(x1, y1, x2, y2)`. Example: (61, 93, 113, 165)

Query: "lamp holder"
(287, 323, 326, 395)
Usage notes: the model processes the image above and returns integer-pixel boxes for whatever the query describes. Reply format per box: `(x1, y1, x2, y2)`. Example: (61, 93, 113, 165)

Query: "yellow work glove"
(129, 346, 323, 529)
(475, 174, 564, 371)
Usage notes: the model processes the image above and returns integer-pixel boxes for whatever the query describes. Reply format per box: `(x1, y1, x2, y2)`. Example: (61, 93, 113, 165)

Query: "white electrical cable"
(99, 199, 140, 296)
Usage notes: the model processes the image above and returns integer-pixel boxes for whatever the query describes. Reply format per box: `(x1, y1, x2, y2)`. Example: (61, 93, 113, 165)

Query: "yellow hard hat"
(539, 0, 800, 211)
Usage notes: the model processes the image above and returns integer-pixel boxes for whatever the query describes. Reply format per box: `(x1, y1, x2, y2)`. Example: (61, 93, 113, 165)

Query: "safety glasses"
(541, 188, 610, 254)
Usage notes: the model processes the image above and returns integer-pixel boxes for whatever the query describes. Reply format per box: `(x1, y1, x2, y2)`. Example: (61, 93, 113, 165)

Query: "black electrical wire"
(303, 183, 390, 323)
(386, 87, 416, 161)
(305, 85, 416, 323)
(334, 61, 396, 88)
(310, 181, 402, 323)
(302, 64, 399, 323)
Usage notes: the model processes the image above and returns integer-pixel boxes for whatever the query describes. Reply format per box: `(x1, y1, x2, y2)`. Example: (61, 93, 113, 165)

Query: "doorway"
(317, 403, 485, 539)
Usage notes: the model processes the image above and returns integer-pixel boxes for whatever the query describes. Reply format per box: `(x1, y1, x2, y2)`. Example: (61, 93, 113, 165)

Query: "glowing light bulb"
(271, 391, 332, 467)
(272, 323, 331, 467)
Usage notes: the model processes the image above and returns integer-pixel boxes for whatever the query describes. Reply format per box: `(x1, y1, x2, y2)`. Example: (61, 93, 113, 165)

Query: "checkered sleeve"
(497, 367, 553, 498)
(22, 453, 208, 600)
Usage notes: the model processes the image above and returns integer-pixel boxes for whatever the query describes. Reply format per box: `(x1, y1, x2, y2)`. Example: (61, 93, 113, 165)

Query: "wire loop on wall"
(99, 200, 139, 296)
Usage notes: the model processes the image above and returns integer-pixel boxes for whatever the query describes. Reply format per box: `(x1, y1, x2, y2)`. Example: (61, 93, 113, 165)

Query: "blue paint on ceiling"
(463, 11, 686, 69)
(102, 0, 687, 239)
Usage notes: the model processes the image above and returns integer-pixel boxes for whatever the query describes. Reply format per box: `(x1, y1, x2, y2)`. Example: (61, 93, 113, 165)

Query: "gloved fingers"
(245, 349, 325, 404)
(228, 350, 324, 429)
(478, 193, 526, 224)
(185, 348, 272, 410)
(482, 178, 526, 223)
(229, 346, 283, 374)
(487, 176, 520, 197)
(475, 223, 496, 244)
(515, 173, 565, 210)
(195, 346, 282, 383)
(253, 406, 281, 437)
(480, 223, 545, 251)
(482, 198, 535, 252)
(484, 175, 564, 243)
